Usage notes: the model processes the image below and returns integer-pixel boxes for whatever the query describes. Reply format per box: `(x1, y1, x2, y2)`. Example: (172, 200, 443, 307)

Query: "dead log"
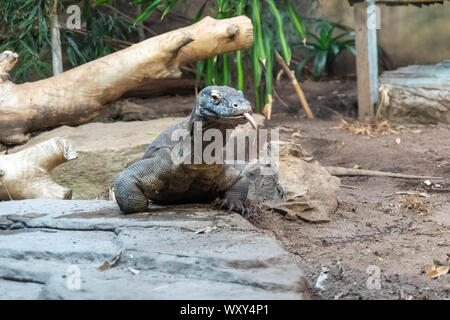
(0, 16, 253, 145)
(0, 137, 77, 200)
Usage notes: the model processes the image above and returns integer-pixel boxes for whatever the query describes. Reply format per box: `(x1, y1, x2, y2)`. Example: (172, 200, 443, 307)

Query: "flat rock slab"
(0, 199, 308, 299)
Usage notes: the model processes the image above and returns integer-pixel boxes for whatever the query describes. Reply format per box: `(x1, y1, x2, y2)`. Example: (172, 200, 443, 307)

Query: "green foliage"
(0, 0, 137, 83)
(295, 21, 355, 81)
(266, 0, 290, 65)
(97, 0, 308, 112)
(284, 0, 306, 43)
(0, 0, 51, 81)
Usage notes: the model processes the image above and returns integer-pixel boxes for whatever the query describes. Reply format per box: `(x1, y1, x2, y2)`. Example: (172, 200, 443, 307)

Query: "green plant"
(295, 21, 355, 81)
(0, 0, 51, 81)
(64, 1, 138, 67)
(96, 0, 308, 112)
(0, 0, 137, 82)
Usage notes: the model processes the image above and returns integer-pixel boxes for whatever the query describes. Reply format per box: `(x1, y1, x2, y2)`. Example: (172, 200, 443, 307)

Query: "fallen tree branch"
(0, 16, 253, 145)
(0, 137, 77, 200)
(326, 167, 443, 180)
(275, 50, 314, 119)
(102, 3, 158, 36)
(340, 184, 361, 190)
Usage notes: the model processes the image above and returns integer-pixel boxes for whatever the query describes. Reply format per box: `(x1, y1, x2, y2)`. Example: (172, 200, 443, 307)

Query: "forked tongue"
(243, 112, 258, 130)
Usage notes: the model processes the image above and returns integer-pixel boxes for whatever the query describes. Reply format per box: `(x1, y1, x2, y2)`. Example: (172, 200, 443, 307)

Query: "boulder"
(246, 141, 340, 223)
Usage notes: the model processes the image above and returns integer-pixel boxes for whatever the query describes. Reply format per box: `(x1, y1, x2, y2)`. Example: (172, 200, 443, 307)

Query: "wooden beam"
(354, 1, 379, 121)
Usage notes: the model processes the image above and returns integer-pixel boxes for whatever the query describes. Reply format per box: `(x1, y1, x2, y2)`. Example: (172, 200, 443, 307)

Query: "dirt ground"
(95, 79, 449, 299)
(248, 113, 450, 300)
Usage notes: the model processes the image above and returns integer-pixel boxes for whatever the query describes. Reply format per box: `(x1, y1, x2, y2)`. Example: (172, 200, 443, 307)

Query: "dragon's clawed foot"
(220, 197, 249, 215)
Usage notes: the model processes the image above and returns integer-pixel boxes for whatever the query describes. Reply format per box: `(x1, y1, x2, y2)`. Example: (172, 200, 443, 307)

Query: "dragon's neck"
(186, 108, 236, 148)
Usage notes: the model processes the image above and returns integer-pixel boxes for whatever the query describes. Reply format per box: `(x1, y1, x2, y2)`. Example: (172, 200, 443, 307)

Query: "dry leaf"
(396, 191, 429, 198)
(401, 195, 430, 214)
(195, 225, 218, 235)
(98, 250, 123, 271)
(332, 119, 398, 137)
(180, 226, 195, 232)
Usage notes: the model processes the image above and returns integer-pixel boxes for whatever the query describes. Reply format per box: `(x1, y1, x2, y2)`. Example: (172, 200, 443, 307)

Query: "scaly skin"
(114, 86, 255, 214)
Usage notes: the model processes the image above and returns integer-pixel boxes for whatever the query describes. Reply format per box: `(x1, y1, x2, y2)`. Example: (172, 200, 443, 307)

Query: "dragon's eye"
(210, 93, 221, 104)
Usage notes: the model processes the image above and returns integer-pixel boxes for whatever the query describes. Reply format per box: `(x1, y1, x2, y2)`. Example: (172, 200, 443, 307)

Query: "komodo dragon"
(114, 86, 258, 214)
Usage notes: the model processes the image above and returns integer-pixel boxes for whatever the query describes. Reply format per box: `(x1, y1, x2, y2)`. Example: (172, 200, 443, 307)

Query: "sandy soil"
(249, 114, 450, 300)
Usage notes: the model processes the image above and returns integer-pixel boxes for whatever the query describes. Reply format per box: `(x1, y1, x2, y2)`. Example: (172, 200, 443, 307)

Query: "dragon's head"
(193, 86, 257, 129)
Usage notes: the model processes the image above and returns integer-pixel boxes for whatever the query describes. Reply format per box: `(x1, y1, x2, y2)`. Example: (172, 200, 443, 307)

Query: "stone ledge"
(0, 199, 308, 300)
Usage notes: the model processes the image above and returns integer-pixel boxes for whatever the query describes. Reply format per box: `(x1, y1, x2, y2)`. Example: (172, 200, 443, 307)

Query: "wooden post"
(354, 1, 379, 121)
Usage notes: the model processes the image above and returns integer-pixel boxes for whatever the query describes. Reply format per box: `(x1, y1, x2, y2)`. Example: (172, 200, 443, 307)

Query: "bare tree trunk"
(0, 16, 253, 145)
